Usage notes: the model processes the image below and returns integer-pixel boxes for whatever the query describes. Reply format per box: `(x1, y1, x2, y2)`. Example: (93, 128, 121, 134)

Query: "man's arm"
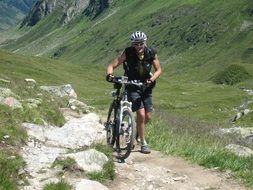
(150, 54, 162, 81)
(107, 51, 126, 75)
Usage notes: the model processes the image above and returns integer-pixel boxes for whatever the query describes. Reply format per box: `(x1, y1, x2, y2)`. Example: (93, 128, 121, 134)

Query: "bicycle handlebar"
(112, 76, 144, 87)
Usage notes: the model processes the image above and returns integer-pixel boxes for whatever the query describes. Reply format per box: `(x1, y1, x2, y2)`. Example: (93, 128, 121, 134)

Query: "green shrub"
(0, 151, 25, 190)
(87, 144, 115, 182)
(43, 180, 72, 190)
(212, 64, 251, 85)
(51, 157, 76, 170)
(0, 105, 27, 145)
(22, 95, 66, 127)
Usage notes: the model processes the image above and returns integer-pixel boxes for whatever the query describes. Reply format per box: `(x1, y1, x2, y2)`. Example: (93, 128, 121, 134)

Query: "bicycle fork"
(115, 99, 132, 150)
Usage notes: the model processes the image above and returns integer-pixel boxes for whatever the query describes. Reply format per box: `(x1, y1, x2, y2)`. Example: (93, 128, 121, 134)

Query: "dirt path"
(107, 145, 249, 190)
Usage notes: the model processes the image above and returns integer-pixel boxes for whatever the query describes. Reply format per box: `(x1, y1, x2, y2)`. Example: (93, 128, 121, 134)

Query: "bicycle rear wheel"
(116, 108, 136, 159)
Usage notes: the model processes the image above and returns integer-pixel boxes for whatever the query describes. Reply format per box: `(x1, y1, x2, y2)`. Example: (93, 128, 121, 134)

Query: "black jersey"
(123, 47, 156, 82)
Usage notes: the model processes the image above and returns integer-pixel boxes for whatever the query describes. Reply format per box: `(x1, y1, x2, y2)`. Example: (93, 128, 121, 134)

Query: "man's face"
(133, 41, 146, 54)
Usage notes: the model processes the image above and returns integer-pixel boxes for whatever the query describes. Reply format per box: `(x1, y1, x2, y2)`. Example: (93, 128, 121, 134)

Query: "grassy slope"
(0, 49, 108, 106)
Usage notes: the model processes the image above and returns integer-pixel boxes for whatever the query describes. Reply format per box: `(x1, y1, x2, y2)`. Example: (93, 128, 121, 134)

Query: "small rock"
(18, 180, 25, 186)
(173, 176, 187, 182)
(7, 156, 16, 160)
(0, 78, 10, 83)
(25, 78, 37, 84)
(147, 184, 154, 190)
(0, 97, 23, 109)
(126, 173, 135, 181)
(3, 135, 10, 139)
(70, 105, 77, 110)
(18, 169, 26, 175)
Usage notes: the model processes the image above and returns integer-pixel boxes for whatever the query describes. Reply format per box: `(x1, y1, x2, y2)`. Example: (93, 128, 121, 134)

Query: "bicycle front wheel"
(116, 108, 136, 159)
(105, 102, 117, 147)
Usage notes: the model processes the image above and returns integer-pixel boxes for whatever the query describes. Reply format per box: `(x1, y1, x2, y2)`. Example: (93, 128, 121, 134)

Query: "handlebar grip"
(106, 74, 114, 82)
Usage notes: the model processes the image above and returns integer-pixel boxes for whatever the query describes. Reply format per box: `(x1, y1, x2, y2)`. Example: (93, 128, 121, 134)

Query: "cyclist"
(106, 31, 162, 154)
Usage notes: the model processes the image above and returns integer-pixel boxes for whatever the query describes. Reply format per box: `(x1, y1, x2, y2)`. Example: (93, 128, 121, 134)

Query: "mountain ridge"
(20, 0, 110, 27)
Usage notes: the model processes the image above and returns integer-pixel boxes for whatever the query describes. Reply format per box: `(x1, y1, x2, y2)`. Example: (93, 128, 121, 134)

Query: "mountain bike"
(104, 76, 143, 160)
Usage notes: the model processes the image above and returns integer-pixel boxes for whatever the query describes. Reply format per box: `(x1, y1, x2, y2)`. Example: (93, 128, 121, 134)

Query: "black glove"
(106, 74, 114, 82)
(146, 79, 156, 89)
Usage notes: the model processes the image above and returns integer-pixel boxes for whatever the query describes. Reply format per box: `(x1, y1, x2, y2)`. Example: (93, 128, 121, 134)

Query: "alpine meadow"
(1, 0, 253, 189)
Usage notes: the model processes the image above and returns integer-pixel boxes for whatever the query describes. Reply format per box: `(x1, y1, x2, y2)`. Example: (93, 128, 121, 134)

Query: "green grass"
(87, 144, 115, 183)
(51, 157, 77, 170)
(0, 148, 25, 190)
(43, 180, 72, 190)
(0, 105, 27, 145)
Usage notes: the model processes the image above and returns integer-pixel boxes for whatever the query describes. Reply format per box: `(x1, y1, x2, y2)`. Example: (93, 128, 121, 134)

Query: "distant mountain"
(0, 0, 37, 30)
(20, 0, 109, 27)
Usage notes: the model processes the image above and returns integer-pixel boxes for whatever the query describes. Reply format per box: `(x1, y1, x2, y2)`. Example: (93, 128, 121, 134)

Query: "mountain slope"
(3, 0, 253, 73)
(0, 0, 37, 30)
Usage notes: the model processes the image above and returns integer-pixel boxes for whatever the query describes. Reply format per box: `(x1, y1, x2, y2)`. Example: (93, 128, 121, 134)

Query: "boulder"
(0, 78, 10, 84)
(22, 113, 105, 149)
(225, 144, 253, 157)
(57, 149, 108, 172)
(0, 97, 22, 109)
(67, 98, 93, 113)
(25, 78, 37, 88)
(40, 84, 77, 99)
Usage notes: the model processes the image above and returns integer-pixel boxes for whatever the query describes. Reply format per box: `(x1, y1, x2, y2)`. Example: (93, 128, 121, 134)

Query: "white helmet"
(130, 31, 147, 42)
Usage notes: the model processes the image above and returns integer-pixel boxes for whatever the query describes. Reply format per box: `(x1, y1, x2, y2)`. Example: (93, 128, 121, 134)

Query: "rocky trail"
(20, 106, 250, 190)
(109, 146, 249, 190)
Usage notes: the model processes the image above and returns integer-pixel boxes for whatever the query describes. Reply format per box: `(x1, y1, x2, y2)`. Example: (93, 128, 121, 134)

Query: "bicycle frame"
(111, 76, 133, 126)
(106, 76, 143, 159)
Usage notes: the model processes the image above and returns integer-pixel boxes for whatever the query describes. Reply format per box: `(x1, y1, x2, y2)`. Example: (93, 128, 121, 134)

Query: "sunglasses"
(133, 42, 145, 47)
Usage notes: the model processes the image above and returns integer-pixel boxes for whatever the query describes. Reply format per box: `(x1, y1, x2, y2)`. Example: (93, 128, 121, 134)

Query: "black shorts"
(127, 90, 153, 112)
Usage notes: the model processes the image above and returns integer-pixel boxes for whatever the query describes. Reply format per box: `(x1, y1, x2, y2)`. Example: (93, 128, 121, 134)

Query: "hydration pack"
(123, 47, 156, 82)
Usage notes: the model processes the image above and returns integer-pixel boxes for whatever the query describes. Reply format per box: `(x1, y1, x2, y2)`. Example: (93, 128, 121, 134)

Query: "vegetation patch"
(242, 48, 253, 64)
(51, 157, 77, 171)
(43, 180, 72, 190)
(87, 143, 115, 183)
(50, 144, 115, 184)
(211, 64, 251, 85)
(3, 80, 67, 127)
(0, 105, 27, 145)
(0, 150, 25, 190)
